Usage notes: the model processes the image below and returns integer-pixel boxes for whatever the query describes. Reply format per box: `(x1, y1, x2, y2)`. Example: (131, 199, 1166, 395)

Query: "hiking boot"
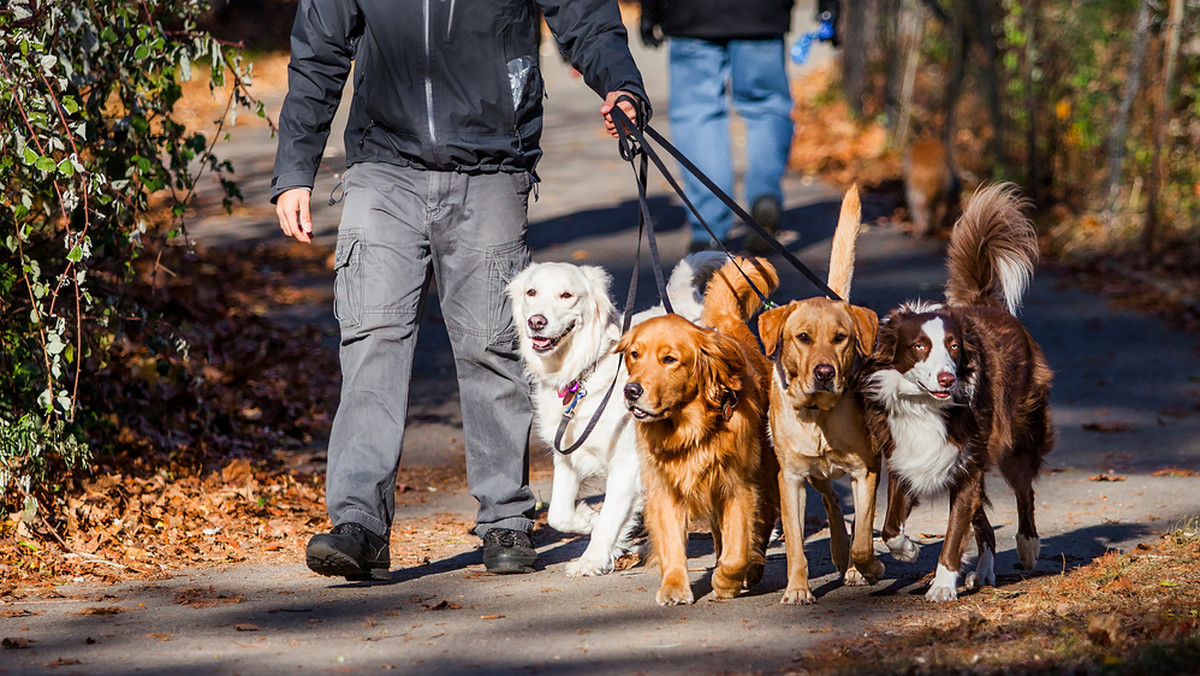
(744, 195, 782, 255)
(482, 528, 538, 574)
(306, 522, 390, 581)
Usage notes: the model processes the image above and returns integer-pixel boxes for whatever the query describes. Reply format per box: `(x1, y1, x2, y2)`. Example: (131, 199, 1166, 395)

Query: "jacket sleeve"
(538, 0, 652, 119)
(270, 0, 363, 203)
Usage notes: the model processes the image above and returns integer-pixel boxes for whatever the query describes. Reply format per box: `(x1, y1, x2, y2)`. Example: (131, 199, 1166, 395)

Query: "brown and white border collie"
(860, 183, 1054, 602)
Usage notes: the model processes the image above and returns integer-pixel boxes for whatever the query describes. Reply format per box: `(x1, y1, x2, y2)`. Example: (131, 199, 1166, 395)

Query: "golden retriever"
(757, 186, 885, 604)
(617, 257, 780, 605)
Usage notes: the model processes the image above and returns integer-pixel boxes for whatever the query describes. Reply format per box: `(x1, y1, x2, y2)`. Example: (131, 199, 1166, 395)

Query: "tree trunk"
(892, 0, 926, 150)
(1144, 0, 1185, 251)
(943, 0, 967, 152)
(1105, 0, 1154, 218)
(965, 0, 1004, 169)
(1022, 0, 1041, 204)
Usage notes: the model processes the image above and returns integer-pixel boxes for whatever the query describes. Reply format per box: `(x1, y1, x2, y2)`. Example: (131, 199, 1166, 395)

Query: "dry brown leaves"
(790, 530, 1200, 675)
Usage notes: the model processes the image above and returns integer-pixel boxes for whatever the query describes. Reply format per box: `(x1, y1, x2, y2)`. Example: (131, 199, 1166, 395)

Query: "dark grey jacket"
(271, 0, 647, 202)
(640, 0, 795, 40)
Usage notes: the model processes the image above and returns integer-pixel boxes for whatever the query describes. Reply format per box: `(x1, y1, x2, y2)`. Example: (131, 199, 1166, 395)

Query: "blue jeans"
(667, 37, 794, 244)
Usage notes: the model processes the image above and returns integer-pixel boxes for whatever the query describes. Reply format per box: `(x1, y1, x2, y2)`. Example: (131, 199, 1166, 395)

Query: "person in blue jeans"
(640, 0, 839, 254)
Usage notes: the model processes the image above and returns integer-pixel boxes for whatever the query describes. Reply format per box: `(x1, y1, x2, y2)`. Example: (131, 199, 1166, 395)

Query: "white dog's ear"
(506, 265, 532, 305)
(578, 265, 613, 294)
(578, 265, 619, 334)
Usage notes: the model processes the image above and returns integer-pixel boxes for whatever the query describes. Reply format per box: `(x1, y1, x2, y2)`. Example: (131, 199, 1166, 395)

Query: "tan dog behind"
(618, 257, 780, 606)
(904, 137, 961, 238)
(757, 186, 885, 605)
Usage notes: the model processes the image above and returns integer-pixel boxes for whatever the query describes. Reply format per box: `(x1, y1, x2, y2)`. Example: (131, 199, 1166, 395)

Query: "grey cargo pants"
(326, 162, 535, 540)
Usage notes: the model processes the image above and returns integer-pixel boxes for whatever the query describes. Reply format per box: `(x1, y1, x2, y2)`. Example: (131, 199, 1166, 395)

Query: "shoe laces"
(484, 528, 532, 548)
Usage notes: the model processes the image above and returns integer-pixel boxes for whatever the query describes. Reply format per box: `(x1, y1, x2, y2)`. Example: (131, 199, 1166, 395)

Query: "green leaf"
(135, 43, 151, 61)
(36, 156, 56, 173)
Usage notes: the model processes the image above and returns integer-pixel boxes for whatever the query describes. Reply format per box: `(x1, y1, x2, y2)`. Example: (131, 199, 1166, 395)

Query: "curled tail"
(945, 182, 1038, 315)
(701, 257, 780, 334)
(666, 251, 729, 323)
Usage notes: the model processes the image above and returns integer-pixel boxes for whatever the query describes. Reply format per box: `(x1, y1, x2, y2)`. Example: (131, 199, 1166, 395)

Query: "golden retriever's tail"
(701, 257, 780, 333)
(945, 182, 1038, 315)
(828, 185, 861, 300)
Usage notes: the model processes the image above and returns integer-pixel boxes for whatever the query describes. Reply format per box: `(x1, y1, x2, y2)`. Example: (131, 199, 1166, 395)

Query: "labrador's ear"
(849, 305, 879, 359)
(757, 302, 795, 358)
(698, 330, 747, 410)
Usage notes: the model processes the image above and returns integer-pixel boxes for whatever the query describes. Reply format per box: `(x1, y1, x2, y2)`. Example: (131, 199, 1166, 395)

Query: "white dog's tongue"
(531, 337, 554, 351)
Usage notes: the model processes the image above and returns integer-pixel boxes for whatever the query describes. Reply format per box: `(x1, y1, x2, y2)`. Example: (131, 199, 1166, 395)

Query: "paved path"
(5, 15, 1200, 676)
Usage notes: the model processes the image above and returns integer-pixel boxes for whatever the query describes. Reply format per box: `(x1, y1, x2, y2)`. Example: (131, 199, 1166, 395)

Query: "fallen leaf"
(1152, 467, 1196, 477)
(3, 637, 30, 649)
(1089, 474, 1126, 482)
(1083, 422, 1131, 433)
(480, 614, 505, 620)
(77, 606, 125, 616)
(421, 600, 462, 611)
(44, 658, 82, 667)
(1087, 614, 1123, 646)
(235, 624, 260, 632)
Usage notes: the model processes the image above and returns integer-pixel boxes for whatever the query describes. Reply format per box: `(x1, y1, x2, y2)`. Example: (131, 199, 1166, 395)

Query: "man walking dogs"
(273, 0, 647, 579)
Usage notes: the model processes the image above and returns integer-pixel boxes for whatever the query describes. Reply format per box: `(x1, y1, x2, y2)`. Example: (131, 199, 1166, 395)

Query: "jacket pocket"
(486, 238, 530, 346)
(333, 231, 363, 329)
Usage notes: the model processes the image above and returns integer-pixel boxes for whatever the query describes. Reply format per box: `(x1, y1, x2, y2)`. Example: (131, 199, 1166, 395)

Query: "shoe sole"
(484, 553, 538, 575)
(306, 549, 389, 581)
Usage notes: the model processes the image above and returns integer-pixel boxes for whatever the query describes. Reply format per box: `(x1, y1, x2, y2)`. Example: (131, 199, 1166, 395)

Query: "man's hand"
(600, 91, 641, 139)
(639, 18, 663, 49)
(276, 187, 314, 243)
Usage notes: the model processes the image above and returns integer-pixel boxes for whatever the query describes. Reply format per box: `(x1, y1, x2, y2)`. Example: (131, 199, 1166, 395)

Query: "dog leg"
(1000, 446, 1042, 571)
(746, 454, 780, 589)
(649, 492, 693, 606)
(547, 457, 593, 535)
(882, 471, 920, 563)
(848, 468, 885, 585)
(926, 474, 982, 602)
(964, 506, 996, 591)
(567, 462, 640, 577)
(811, 476, 849, 576)
(711, 488, 755, 600)
(779, 471, 816, 605)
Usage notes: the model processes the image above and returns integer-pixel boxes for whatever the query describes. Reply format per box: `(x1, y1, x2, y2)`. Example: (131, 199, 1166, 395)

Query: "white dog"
(508, 252, 726, 576)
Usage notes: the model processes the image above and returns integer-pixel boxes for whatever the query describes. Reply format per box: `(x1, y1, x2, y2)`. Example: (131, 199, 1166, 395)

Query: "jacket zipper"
(423, 0, 441, 165)
(444, 0, 455, 40)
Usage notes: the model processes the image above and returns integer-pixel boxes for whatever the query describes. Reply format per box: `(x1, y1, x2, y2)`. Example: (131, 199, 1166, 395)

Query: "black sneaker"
(744, 195, 782, 255)
(306, 522, 390, 581)
(481, 528, 538, 574)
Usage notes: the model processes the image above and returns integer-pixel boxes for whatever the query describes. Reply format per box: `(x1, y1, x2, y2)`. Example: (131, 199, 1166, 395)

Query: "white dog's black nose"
(527, 314, 547, 331)
(624, 382, 643, 400)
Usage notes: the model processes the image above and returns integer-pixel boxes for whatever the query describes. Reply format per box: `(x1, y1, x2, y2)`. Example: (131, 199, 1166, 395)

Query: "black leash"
(552, 102, 655, 455)
(609, 98, 841, 303)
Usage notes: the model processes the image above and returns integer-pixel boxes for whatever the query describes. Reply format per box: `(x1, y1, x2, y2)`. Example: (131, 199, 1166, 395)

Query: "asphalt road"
(4, 15, 1199, 676)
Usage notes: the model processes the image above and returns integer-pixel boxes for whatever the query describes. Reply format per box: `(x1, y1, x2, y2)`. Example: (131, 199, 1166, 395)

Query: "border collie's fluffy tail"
(828, 185, 862, 299)
(945, 182, 1038, 315)
(666, 251, 729, 322)
(701, 257, 780, 333)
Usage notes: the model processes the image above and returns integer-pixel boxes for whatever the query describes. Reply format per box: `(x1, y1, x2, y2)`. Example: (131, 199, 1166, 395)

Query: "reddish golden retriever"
(617, 257, 780, 605)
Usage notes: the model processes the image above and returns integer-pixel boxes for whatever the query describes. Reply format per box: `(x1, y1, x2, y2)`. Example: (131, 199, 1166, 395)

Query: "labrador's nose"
(814, 364, 835, 382)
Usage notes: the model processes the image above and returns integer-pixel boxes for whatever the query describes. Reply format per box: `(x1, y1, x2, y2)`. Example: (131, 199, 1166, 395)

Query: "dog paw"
(743, 563, 765, 588)
(886, 535, 920, 563)
(925, 563, 960, 602)
(656, 584, 694, 606)
(780, 588, 817, 605)
(925, 582, 959, 602)
(1016, 534, 1039, 570)
(843, 568, 868, 586)
(565, 557, 612, 578)
(963, 571, 992, 591)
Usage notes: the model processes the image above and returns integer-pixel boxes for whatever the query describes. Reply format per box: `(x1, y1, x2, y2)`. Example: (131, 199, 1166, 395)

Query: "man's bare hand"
(601, 91, 640, 139)
(276, 188, 314, 243)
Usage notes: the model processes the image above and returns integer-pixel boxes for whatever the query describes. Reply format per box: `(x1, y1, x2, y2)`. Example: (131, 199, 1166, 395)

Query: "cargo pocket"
(486, 238, 530, 346)
(333, 231, 363, 329)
